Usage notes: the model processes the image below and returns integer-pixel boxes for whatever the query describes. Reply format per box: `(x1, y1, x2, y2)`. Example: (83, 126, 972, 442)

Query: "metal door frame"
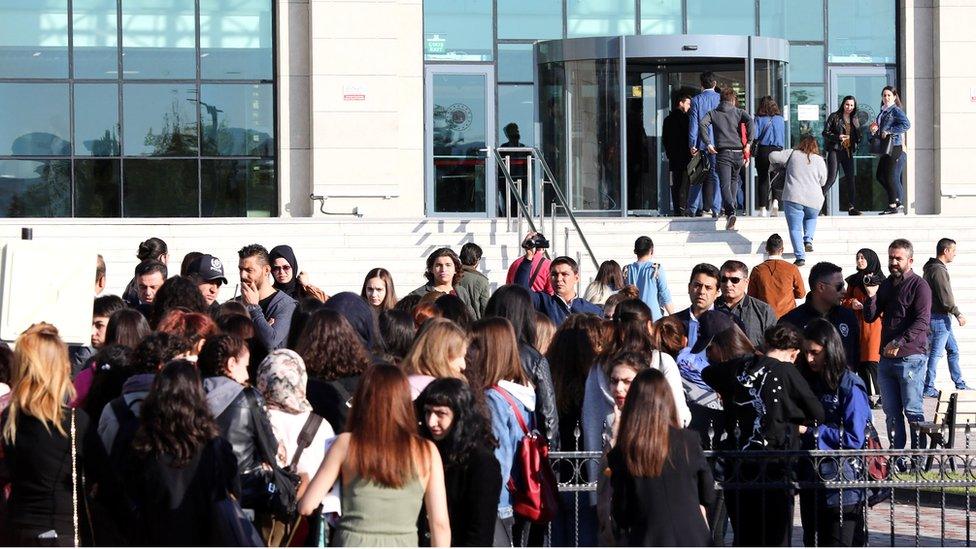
(424, 64, 496, 217)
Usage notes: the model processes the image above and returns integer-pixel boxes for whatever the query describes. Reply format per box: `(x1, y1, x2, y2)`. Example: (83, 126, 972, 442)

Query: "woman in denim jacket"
(870, 86, 911, 215)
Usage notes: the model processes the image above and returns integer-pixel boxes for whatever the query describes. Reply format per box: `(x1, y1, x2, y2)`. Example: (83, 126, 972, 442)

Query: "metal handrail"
(490, 146, 600, 272)
(483, 147, 539, 236)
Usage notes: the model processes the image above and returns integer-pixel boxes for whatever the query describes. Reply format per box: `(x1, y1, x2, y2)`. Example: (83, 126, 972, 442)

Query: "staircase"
(2, 214, 973, 380)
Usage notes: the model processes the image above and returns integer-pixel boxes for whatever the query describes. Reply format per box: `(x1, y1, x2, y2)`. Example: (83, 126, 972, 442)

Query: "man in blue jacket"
(687, 71, 722, 217)
(530, 256, 602, 325)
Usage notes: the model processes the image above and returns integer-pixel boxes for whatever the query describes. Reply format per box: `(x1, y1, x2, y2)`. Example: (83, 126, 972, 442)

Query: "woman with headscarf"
(269, 245, 328, 305)
(842, 248, 884, 407)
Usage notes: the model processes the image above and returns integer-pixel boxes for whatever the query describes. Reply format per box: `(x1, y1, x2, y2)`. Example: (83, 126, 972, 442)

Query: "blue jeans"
(925, 313, 965, 390)
(783, 201, 818, 260)
(877, 354, 927, 449)
(688, 152, 722, 213)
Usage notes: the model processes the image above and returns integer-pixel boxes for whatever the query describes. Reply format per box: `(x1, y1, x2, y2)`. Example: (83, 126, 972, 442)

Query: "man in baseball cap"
(186, 254, 228, 312)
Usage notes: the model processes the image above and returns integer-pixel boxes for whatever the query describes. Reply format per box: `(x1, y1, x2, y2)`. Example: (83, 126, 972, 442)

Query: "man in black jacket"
(780, 262, 861, 369)
(663, 94, 692, 216)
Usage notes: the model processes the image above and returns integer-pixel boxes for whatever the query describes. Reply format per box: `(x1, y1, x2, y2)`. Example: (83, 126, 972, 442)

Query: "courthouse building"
(0, 0, 972, 221)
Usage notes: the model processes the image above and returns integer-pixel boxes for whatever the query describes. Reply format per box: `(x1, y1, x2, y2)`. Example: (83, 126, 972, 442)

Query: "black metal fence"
(548, 447, 976, 547)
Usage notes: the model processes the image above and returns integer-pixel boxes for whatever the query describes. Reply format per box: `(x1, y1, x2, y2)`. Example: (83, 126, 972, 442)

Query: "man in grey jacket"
(699, 87, 755, 230)
(238, 243, 297, 350)
(923, 238, 968, 395)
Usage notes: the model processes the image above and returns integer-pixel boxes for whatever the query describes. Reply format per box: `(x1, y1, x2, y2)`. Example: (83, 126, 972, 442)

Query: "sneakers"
(794, 259, 806, 267)
(924, 388, 941, 399)
(848, 207, 862, 216)
(957, 383, 971, 391)
(804, 242, 814, 253)
(725, 214, 737, 231)
(760, 207, 768, 217)
(770, 199, 779, 217)
(880, 205, 899, 215)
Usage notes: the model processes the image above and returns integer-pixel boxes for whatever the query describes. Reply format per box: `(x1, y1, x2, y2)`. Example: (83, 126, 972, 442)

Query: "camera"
(523, 234, 550, 250)
(863, 273, 885, 287)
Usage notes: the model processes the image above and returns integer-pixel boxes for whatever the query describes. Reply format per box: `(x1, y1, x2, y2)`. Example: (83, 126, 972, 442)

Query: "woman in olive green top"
(299, 364, 450, 547)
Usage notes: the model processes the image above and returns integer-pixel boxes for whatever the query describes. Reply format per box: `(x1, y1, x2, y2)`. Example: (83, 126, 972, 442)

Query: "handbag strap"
(70, 408, 79, 548)
(290, 413, 323, 469)
(243, 387, 282, 467)
(491, 385, 529, 436)
(528, 257, 546, 290)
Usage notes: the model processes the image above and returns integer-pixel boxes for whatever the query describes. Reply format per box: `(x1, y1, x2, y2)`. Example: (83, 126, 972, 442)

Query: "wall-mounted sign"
(343, 84, 367, 101)
(425, 34, 446, 55)
(797, 104, 819, 121)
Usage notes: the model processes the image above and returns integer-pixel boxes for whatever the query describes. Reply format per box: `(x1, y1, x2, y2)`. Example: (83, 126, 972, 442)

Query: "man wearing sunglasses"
(716, 260, 778, 347)
(780, 262, 860, 369)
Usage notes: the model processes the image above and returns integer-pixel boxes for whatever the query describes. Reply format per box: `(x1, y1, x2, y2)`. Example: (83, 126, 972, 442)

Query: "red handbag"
(492, 386, 559, 523)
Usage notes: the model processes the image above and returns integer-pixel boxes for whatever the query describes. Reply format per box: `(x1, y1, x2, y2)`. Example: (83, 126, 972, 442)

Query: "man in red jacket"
(506, 231, 553, 294)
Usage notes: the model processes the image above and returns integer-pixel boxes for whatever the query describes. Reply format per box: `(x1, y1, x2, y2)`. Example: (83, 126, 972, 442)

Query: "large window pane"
(200, 84, 274, 156)
(640, 0, 682, 35)
(789, 44, 825, 83)
(200, 0, 273, 80)
(0, 0, 69, 78)
(0, 159, 71, 217)
(567, 58, 620, 211)
(687, 0, 755, 35)
(499, 84, 534, 148)
(498, 44, 534, 83)
(424, 0, 492, 61)
(828, 0, 895, 63)
(202, 159, 275, 216)
(123, 159, 198, 216)
(789, 85, 825, 147)
(567, 0, 636, 37)
(122, 0, 196, 79)
(430, 73, 488, 213)
(760, 0, 823, 41)
(0, 83, 70, 156)
(73, 0, 118, 78)
(75, 84, 120, 156)
(498, 0, 561, 40)
(123, 84, 199, 156)
(75, 159, 121, 216)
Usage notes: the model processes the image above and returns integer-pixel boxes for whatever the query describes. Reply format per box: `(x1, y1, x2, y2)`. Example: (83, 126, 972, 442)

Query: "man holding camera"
(506, 231, 554, 294)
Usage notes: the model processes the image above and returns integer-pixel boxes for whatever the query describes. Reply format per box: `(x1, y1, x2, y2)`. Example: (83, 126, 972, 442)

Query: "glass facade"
(423, 0, 898, 215)
(0, 0, 276, 218)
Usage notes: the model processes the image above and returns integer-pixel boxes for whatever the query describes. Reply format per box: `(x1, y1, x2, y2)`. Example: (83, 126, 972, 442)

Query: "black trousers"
(799, 490, 867, 547)
(726, 486, 794, 546)
(755, 145, 782, 208)
(715, 150, 743, 217)
(876, 146, 904, 205)
(857, 360, 880, 397)
(826, 148, 856, 208)
(670, 168, 690, 215)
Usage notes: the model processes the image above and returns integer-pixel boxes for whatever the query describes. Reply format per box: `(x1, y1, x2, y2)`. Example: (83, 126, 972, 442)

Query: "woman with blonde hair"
(400, 318, 469, 398)
(768, 135, 828, 266)
(1, 323, 90, 546)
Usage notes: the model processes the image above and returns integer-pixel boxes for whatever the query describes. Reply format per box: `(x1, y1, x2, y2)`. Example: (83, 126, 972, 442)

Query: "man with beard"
(863, 238, 932, 449)
(186, 254, 228, 317)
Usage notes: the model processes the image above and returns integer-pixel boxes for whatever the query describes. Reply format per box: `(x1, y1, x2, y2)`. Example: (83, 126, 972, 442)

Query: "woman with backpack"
(768, 135, 828, 266)
(465, 317, 537, 547)
(753, 96, 786, 216)
(416, 378, 502, 546)
(798, 319, 871, 547)
(871, 86, 911, 215)
(608, 368, 716, 546)
(823, 96, 864, 215)
(298, 364, 451, 547)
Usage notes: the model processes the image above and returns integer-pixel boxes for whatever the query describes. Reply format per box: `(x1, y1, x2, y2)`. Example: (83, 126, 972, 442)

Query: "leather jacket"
(518, 343, 560, 450)
(206, 381, 277, 479)
(822, 111, 862, 152)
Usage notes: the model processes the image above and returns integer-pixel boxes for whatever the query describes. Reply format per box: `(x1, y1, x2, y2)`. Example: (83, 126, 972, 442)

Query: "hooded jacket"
(923, 257, 962, 318)
(98, 373, 155, 454)
(485, 380, 536, 519)
(699, 101, 755, 151)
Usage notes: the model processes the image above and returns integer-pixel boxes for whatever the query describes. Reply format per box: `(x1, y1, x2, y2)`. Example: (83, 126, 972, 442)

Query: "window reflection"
(123, 84, 199, 156)
(122, 0, 197, 79)
(75, 159, 121, 217)
(424, 0, 493, 61)
(73, 0, 119, 78)
(200, 0, 273, 79)
(498, 0, 562, 40)
(201, 159, 275, 216)
(431, 73, 488, 213)
(0, 0, 69, 78)
(567, 0, 636, 37)
(0, 83, 70, 156)
(789, 85, 825, 147)
(200, 84, 274, 156)
(566, 58, 620, 211)
(687, 0, 755, 35)
(498, 44, 534, 83)
(0, 159, 71, 217)
(828, 0, 896, 63)
(640, 0, 682, 35)
(789, 44, 825, 83)
(75, 84, 120, 156)
(123, 159, 199, 216)
(759, 0, 823, 41)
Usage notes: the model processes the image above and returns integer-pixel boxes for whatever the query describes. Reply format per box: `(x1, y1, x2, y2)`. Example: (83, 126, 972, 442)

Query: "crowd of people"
(665, 71, 912, 239)
(0, 230, 965, 547)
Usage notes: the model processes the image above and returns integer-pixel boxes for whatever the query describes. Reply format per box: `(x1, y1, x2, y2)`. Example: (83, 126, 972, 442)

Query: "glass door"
(425, 65, 494, 216)
(827, 66, 896, 213)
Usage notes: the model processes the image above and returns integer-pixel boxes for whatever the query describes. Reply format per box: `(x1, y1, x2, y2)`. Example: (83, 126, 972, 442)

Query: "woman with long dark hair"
(583, 260, 624, 306)
(299, 364, 451, 547)
(416, 378, 501, 547)
(105, 308, 151, 349)
(823, 95, 863, 215)
(294, 309, 372, 433)
(798, 319, 871, 546)
(361, 268, 398, 312)
(407, 248, 464, 299)
(754, 95, 786, 216)
(870, 86, 911, 214)
(125, 360, 239, 545)
(608, 368, 716, 546)
(842, 248, 884, 405)
(483, 284, 559, 449)
(378, 309, 417, 364)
